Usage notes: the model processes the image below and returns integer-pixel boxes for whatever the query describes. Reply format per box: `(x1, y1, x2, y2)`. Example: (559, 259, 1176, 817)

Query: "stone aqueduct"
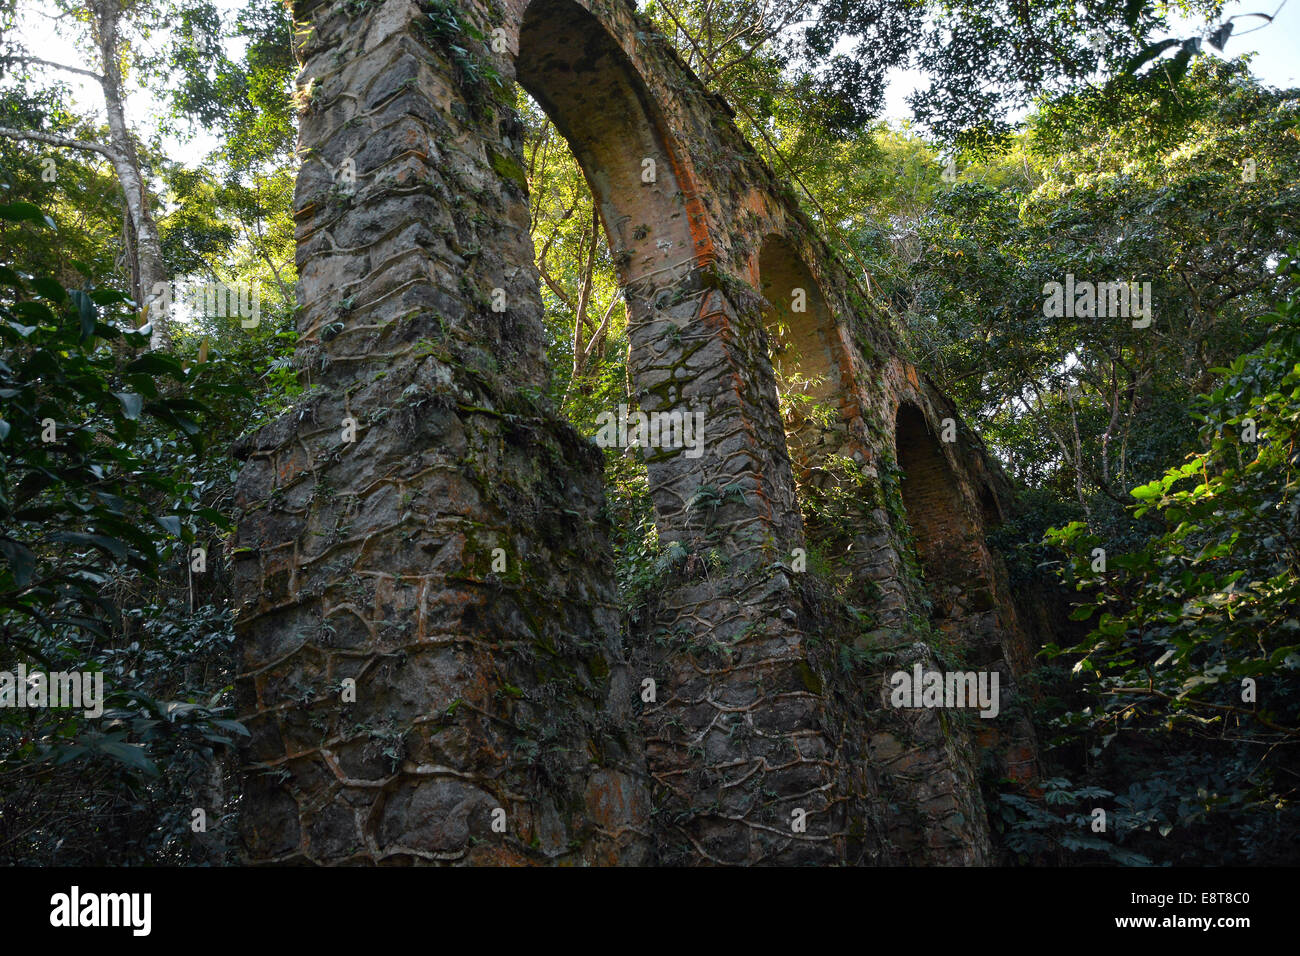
(231, 0, 1043, 864)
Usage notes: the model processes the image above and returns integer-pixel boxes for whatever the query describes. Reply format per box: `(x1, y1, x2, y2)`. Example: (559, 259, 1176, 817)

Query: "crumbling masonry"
(231, 0, 1043, 864)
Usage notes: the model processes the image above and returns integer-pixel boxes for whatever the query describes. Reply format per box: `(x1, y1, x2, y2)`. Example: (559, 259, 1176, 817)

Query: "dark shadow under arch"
(978, 483, 1002, 528)
(894, 403, 978, 594)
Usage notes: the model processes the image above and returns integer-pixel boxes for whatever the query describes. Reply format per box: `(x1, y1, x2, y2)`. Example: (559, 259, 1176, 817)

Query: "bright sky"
(11, 0, 1299, 154)
(9, 0, 248, 159)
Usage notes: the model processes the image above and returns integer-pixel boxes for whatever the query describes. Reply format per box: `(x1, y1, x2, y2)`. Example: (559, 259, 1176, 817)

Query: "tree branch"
(1103, 686, 1300, 738)
(0, 125, 121, 162)
(5, 55, 104, 83)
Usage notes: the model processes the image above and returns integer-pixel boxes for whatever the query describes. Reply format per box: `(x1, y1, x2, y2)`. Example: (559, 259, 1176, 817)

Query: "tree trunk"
(89, 0, 169, 349)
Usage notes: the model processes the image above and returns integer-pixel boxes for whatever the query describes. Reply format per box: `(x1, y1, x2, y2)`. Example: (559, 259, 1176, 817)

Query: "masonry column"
(510, 0, 879, 864)
(231, 0, 652, 864)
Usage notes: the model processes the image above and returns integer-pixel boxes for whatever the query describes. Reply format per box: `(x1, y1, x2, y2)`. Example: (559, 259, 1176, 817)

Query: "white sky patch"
(1193, 0, 1298, 88)
(6, 0, 254, 160)
(8, 0, 1297, 165)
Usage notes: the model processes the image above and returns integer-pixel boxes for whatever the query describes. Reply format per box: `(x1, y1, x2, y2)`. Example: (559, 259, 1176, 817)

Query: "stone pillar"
(231, 0, 654, 864)
(511, 0, 875, 863)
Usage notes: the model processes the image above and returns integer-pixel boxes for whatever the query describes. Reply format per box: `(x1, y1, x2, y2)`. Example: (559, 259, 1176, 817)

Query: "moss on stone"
(797, 660, 823, 694)
(486, 147, 529, 191)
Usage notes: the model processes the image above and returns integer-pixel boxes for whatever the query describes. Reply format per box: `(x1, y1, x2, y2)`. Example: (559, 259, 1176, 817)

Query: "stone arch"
(514, 0, 800, 557)
(755, 234, 859, 477)
(230, 0, 1039, 866)
(893, 402, 980, 597)
(515, 0, 705, 296)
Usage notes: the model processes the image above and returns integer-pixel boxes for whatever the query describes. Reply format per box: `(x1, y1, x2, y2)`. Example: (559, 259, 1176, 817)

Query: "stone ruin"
(231, 0, 1045, 865)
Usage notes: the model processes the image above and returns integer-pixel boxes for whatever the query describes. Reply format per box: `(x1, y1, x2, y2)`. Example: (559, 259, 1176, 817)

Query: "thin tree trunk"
(90, 0, 169, 349)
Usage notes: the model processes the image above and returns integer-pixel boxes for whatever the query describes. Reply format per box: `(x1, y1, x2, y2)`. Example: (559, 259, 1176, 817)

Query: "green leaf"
(211, 718, 251, 737)
(1121, 38, 1181, 75)
(113, 391, 144, 420)
(31, 277, 68, 302)
(0, 201, 51, 227)
(156, 515, 183, 538)
(68, 289, 97, 343)
(48, 531, 129, 561)
(0, 538, 37, 586)
(123, 353, 186, 378)
(96, 740, 159, 776)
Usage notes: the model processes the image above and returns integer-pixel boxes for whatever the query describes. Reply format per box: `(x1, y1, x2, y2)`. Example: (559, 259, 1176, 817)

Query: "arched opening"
(978, 484, 1002, 529)
(515, 0, 803, 559)
(757, 234, 848, 478)
(514, 0, 706, 561)
(759, 235, 841, 402)
(516, 0, 699, 297)
(894, 403, 978, 598)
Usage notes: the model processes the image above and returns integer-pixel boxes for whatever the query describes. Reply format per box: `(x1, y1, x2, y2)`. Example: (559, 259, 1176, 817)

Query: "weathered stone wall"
(229, 0, 656, 864)
(231, 0, 1042, 865)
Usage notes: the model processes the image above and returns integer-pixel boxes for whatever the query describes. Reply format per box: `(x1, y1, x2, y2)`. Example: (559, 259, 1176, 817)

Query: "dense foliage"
(1034, 261, 1300, 865)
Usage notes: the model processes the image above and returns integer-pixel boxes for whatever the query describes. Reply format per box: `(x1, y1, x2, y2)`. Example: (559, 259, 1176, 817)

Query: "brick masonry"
(231, 0, 1043, 864)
